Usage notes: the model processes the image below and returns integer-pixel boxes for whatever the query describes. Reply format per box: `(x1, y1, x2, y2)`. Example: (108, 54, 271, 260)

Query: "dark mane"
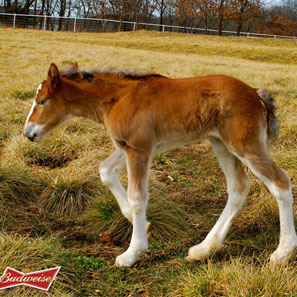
(122, 73, 166, 80)
(101, 67, 166, 80)
(60, 67, 95, 82)
(59, 66, 166, 82)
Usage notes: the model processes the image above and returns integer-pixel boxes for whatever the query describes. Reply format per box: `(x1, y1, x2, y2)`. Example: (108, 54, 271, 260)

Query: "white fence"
(0, 12, 296, 39)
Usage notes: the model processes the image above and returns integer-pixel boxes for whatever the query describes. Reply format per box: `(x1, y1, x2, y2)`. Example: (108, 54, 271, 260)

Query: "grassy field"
(0, 28, 297, 296)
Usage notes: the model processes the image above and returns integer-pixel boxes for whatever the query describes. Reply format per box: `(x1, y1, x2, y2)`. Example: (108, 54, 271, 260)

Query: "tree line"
(1, 0, 297, 36)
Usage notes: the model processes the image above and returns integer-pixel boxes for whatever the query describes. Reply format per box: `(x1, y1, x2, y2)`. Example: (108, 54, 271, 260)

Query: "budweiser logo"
(0, 267, 61, 291)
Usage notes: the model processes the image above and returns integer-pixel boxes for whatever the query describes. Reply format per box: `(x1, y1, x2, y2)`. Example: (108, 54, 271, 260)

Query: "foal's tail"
(256, 88, 279, 142)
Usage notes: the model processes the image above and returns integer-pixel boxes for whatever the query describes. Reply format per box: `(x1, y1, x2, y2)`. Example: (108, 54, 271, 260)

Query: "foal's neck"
(64, 76, 131, 124)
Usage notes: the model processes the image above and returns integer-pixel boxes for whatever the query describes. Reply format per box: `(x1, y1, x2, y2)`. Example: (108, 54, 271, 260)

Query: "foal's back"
(106, 74, 264, 151)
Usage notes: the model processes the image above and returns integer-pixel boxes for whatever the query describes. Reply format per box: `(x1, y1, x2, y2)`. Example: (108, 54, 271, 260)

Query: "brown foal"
(24, 63, 297, 267)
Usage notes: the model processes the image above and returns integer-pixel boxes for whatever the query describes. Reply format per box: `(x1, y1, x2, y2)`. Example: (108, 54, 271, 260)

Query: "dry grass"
(87, 185, 190, 244)
(0, 166, 46, 232)
(175, 258, 297, 297)
(0, 27, 296, 296)
(0, 233, 74, 296)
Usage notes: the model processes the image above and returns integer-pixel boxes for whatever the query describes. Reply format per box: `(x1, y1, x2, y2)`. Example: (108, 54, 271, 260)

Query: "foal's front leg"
(115, 148, 151, 267)
(99, 149, 132, 222)
(99, 149, 151, 231)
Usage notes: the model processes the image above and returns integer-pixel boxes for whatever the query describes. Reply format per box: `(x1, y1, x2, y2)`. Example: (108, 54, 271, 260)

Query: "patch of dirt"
(27, 155, 74, 169)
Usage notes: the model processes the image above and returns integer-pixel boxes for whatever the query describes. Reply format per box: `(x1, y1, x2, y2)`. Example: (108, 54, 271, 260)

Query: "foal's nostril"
(27, 133, 37, 142)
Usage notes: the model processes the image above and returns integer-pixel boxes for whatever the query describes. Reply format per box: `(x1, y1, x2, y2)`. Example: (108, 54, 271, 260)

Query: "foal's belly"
(155, 138, 202, 155)
(154, 129, 220, 155)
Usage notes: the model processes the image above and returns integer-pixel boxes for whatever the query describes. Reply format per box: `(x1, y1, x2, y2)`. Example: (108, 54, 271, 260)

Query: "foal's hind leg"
(100, 149, 150, 230)
(186, 137, 251, 261)
(239, 148, 297, 262)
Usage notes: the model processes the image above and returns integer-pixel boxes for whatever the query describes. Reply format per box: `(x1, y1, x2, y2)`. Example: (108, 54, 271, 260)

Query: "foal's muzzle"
(23, 122, 43, 142)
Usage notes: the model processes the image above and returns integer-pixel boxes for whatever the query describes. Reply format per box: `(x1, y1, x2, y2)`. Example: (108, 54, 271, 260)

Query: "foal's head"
(24, 63, 73, 142)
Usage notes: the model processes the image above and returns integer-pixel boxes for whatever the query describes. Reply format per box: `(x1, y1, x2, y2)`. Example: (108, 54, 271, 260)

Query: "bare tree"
(155, 0, 169, 25)
(214, 0, 231, 35)
(229, 0, 262, 35)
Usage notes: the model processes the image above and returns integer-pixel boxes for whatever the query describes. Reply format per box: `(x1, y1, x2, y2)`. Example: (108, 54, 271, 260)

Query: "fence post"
(44, 15, 47, 30)
(133, 22, 136, 31)
(162, 25, 165, 32)
(13, 13, 16, 28)
(74, 17, 77, 32)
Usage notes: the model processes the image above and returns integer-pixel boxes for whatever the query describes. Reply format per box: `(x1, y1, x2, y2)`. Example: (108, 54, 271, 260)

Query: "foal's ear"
(47, 63, 60, 93)
(72, 62, 79, 70)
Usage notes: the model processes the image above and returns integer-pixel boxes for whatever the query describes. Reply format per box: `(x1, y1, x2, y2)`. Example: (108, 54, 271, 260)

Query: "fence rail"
(1, 12, 296, 39)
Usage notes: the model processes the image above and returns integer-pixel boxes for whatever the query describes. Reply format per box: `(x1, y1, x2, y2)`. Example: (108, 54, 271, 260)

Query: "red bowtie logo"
(0, 266, 61, 291)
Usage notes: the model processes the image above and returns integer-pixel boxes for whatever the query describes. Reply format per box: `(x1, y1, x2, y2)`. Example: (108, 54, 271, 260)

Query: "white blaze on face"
(24, 84, 44, 141)
(25, 83, 42, 125)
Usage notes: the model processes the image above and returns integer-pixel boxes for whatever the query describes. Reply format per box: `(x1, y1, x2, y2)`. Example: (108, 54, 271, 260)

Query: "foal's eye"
(38, 100, 45, 106)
